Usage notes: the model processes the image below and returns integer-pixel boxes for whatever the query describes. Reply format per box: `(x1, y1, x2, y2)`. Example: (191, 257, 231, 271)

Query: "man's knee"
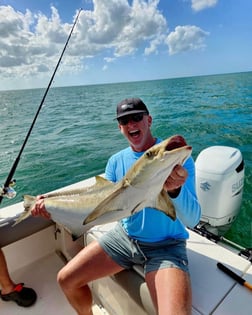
(57, 267, 70, 290)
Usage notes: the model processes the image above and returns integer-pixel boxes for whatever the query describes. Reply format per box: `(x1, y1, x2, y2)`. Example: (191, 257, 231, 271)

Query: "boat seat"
(0, 201, 53, 247)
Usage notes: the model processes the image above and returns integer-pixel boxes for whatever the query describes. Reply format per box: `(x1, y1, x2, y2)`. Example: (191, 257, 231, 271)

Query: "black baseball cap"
(115, 98, 149, 119)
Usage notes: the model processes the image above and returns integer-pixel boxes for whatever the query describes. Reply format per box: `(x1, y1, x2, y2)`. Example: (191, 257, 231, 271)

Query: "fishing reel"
(0, 180, 17, 199)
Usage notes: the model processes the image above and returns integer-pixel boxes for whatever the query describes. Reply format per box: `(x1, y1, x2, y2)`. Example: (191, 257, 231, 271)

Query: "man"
(0, 248, 37, 307)
(32, 97, 201, 315)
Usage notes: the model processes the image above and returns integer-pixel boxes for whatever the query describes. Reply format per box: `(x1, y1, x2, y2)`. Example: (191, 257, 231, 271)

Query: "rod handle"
(217, 262, 252, 291)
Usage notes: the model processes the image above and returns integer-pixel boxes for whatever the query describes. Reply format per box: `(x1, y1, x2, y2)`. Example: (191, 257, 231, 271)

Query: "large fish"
(14, 136, 192, 238)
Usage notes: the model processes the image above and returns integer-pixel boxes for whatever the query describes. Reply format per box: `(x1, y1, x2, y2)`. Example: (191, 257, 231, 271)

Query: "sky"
(0, 0, 251, 91)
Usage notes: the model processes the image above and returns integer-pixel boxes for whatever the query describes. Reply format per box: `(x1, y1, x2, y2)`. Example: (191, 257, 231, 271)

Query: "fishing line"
(0, 8, 82, 205)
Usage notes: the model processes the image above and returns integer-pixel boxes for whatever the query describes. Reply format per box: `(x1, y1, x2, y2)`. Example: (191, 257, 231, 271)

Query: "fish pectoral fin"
(83, 186, 125, 225)
(154, 189, 176, 220)
(12, 195, 36, 227)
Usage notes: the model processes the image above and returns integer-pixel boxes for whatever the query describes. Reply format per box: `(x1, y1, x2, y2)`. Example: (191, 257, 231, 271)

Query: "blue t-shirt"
(105, 138, 201, 242)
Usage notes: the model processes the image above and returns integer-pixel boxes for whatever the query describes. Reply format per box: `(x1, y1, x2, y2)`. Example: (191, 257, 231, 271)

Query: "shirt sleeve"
(105, 156, 116, 182)
(171, 157, 201, 228)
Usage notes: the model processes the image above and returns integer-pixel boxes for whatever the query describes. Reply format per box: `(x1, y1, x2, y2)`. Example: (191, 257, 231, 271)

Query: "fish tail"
(12, 195, 36, 227)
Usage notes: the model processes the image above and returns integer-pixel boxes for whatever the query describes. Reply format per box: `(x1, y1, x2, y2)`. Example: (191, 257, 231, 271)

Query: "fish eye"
(145, 151, 152, 158)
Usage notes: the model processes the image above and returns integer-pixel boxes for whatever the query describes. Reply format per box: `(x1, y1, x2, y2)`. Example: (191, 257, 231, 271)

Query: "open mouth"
(129, 129, 140, 137)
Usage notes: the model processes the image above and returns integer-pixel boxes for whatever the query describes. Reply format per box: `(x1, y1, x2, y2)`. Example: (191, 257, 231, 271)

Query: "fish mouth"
(165, 135, 188, 151)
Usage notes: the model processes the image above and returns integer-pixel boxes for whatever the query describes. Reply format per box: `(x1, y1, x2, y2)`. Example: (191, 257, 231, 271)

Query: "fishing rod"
(0, 8, 82, 205)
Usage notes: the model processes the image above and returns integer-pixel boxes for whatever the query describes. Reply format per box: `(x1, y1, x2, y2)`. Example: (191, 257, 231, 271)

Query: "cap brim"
(114, 110, 147, 120)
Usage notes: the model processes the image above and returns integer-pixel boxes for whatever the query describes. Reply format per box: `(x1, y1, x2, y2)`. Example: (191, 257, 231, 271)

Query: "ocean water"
(0, 71, 251, 248)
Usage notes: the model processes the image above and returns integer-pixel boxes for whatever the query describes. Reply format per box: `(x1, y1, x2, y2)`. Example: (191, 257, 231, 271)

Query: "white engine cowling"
(195, 146, 244, 227)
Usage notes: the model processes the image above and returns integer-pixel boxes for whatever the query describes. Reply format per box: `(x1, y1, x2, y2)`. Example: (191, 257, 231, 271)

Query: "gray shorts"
(98, 223, 189, 275)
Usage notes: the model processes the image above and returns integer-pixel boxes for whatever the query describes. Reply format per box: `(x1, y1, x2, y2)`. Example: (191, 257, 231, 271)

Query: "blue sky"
(0, 0, 251, 90)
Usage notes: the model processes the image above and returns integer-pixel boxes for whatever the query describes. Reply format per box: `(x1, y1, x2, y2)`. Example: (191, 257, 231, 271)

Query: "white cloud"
(102, 64, 108, 71)
(0, 0, 214, 86)
(166, 25, 209, 55)
(191, 0, 218, 12)
(104, 57, 116, 63)
(74, 0, 167, 57)
(144, 34, 166, 55)
(0, 5, 73, 80)
(0, 0, 168, 81)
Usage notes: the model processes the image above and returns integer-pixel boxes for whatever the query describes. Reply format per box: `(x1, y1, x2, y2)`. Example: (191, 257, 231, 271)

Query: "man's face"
(118, 113, 152, 151)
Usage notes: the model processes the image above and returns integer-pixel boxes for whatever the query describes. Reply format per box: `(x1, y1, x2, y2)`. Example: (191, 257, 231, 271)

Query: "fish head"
(125, 135, 192, 189)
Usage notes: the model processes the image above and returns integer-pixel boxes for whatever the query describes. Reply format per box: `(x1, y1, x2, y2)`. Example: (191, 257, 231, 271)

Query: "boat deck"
(0, 253, 108, 315)
(0, 226, 108, 315)
(1, 252, 75, 315)
(187, 229, 252, 314)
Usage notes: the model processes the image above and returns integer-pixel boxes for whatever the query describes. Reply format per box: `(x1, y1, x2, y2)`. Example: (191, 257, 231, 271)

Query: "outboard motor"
(195, 146, 244, 234)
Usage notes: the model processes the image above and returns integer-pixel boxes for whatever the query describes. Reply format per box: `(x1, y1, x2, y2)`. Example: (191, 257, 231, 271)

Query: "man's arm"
(165, 157, 201, 228)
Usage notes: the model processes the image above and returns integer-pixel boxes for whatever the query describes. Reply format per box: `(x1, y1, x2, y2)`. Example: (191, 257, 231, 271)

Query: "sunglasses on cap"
(117, 113, 147, 125)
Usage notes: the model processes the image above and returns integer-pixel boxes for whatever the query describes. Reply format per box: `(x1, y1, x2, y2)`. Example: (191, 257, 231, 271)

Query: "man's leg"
(145, 267, 192, 315)
(0, 248, 14, 293)
(0, 248, 37, 307)
(57, 240, 124, 315)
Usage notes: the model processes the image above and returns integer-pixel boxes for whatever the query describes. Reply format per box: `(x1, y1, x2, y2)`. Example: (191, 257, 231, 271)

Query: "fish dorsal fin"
(95, 175, 110, 187)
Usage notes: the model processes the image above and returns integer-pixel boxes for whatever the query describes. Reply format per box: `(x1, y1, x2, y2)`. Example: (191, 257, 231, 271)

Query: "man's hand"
(164, 164, 188, 198)
(163, 135, 189, 197)
(31, 195, 51, 219)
